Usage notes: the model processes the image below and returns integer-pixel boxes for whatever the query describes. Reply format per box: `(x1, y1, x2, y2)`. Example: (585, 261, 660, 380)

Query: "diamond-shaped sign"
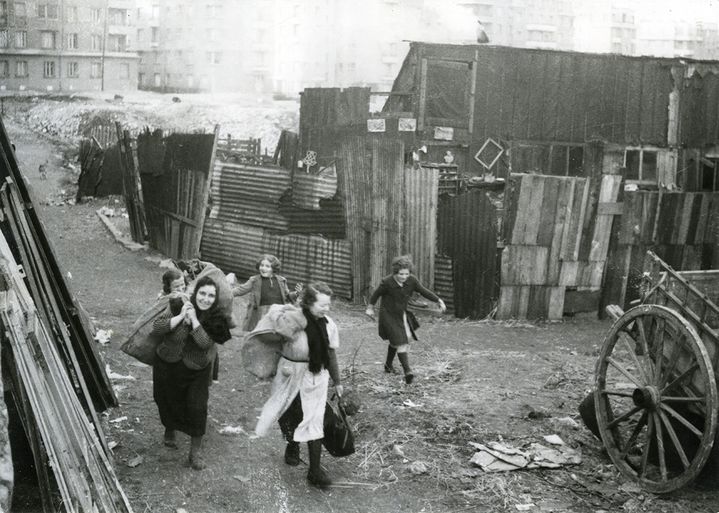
(475, 138, 504, 170)
(303, 150, 317, 168)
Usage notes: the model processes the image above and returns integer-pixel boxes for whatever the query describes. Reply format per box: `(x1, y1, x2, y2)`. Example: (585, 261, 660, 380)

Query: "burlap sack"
(120, 292, 188, 365)
(242, 304, 306, 379)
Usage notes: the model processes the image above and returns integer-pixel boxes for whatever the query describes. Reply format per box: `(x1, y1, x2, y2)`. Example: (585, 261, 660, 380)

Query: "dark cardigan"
(368, 275, 439, 347)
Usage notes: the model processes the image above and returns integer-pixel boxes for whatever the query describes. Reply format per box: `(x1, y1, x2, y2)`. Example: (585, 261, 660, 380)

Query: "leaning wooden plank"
(1, 183, 112, 451)
(192, 125, 219, 258)
(0, 267, 133, 511)
(588, 174, 623, 261)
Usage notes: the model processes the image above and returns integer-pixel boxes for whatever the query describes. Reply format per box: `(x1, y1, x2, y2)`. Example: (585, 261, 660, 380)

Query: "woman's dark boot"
(398, 353, 414, 384)
(284, 441, 300, 466)
(384, 345, 398, 373)
(163, 428, 177, 448)
(307, 440, 332, 488)
(189, 436, 207, 470)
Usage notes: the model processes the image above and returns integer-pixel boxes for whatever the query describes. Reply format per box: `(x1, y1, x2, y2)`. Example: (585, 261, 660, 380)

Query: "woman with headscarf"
(151, 275, 232, 470)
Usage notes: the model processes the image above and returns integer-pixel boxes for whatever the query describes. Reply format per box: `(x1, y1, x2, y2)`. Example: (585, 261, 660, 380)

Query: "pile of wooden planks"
(498, 173, 623, 319)
(0, 221, 132, 512)
(0, 115, 129, 511)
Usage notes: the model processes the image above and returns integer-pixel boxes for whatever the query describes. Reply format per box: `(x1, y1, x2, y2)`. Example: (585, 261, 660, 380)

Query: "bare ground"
(5, 101, 719, 513)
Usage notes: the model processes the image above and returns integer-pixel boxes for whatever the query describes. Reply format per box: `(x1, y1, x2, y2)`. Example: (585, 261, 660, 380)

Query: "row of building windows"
(0, 29, 128, 51)
(0, 2, 128, 24)
(0, 59, 129, 79)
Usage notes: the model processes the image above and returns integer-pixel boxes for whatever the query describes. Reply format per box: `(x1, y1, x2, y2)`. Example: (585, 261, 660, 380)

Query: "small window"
(91, 34, 101, 51)
(66, 33, 78, 49)
(15, 60, 27, 77)
(91, 61, 101, 78)
(91, 8, 102, 23)
(43, 60, 55, 78)
(701, 159, 719, 191)
(13, 2, 25, 16)
(66, 5, 77, 22)
(0, 30, 7, 48)
(66, 61, 78, 77)
(40, 30, 56, 49)
(624, 149, 658, 183)
(14, 30, 26, 48)
(0, 60, 8, 77)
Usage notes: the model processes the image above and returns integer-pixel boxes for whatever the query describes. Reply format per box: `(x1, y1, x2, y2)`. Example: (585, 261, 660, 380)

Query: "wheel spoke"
(652, 318, 666, 383)
(619, 331, 651, 385)
(606, 357, 644, 388)
(661, 403, 703, 438)
(658, 410, 691, 470)
(601, 389, 635, 398)
(607, 405, 643, 430)
(635, 317, 652, 363)
(619, 412, 648, 459)
(640, 414, 654, 477)
(661, 396, 705, 403)
(653, 412, 668, 481)
(661, 363, 699, 395)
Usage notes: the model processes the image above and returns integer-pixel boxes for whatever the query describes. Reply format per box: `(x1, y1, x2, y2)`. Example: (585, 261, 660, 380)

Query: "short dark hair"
(190, 275, 218, 309)
(300, 281, 333, 308)
(256, 254, 281, 273)
(162, 269, 185, 294)
(391, 255, 414, 274)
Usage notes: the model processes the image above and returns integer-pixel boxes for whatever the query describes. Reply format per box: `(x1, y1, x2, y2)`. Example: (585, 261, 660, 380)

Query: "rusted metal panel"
(437, 190, 497, 319)
(210, 161, 291, 231)
(404, 166, 438, 288)
(200, 219, 352, 299)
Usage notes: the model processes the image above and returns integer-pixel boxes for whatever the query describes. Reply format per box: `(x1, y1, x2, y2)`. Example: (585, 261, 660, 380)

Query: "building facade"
(0, 0, 138, 92)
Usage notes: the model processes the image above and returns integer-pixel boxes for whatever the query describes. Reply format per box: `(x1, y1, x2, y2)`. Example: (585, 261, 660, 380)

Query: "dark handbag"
(407, 310, 420, 331)
(323, 393, 355, 457)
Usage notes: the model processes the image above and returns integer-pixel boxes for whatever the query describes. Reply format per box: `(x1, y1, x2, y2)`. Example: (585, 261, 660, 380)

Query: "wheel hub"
(632, 386, 660, 410)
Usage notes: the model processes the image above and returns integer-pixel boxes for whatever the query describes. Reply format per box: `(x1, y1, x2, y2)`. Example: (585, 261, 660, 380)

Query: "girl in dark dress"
(151, 275, 231, 470)
(365, 255, 446, 384)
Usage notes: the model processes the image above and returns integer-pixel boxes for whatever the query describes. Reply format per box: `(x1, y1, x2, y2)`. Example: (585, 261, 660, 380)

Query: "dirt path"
(6, 118, 719, 513)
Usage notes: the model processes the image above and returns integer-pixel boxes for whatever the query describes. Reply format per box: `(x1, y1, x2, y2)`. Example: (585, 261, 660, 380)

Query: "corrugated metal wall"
(437, 190, 498, 319)
(201, 220, 352, 299)
(210, 162, 292, 231)
(337, 135, 405, 301)
(404, 166, 439, 288)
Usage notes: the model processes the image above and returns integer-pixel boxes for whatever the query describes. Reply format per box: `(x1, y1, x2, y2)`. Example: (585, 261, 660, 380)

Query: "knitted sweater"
(152, 312, 217, 370)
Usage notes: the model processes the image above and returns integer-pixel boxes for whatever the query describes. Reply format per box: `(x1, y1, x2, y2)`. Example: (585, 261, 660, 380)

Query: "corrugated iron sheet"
(292, 166, 338, 210)
(437, 190, 498, 319)
(210, 162, 291, 231)
(338, 135, 405, 301)
(404, 165, 438, 288)
(200, 219, 351, 298)
(433, 255, 454, 314)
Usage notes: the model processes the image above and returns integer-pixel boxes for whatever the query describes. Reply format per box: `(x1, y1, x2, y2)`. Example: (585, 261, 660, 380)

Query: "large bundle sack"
(186, 262, 236, 328)
(120, 292, 189, 365)
(242, 304, 306, 379)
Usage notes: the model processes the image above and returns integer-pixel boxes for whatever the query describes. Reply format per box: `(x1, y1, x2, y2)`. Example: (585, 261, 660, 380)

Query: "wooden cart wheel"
(595, 304, 718, 493)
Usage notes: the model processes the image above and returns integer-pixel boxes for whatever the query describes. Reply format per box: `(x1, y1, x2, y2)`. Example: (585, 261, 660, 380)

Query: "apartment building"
(0, 0, 138, 92)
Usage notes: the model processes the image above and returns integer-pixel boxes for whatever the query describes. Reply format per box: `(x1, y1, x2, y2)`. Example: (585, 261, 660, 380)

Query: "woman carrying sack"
(254, 282, 343, 489)
(365, 255, 446, 385)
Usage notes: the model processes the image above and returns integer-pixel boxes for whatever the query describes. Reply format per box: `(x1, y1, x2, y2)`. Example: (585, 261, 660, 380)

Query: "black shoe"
(307, 468, 332, 489)
(284, 442, 300, 466)
(384, 364, 398, 374)
(404, 373, 414, 384)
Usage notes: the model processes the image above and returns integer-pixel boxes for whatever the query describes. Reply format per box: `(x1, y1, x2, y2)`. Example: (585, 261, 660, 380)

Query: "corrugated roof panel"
(405, 166, 438, 288)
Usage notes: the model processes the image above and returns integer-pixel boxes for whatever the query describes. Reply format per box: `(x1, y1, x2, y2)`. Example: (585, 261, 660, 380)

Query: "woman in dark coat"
(365, 255, 446, 384)
(151, 275, 232, 470)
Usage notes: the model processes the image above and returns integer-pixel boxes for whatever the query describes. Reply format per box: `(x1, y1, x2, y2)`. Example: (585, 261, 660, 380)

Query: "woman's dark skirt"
(153, 358, 212, 437)
(278, 394, 303, 442)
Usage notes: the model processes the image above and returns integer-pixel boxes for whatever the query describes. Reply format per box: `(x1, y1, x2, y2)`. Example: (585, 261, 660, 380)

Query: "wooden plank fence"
(498, 173, 622, 319)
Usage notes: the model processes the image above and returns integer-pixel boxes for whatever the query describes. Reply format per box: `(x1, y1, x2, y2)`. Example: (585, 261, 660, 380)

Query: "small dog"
(38, 162, 48, 180)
